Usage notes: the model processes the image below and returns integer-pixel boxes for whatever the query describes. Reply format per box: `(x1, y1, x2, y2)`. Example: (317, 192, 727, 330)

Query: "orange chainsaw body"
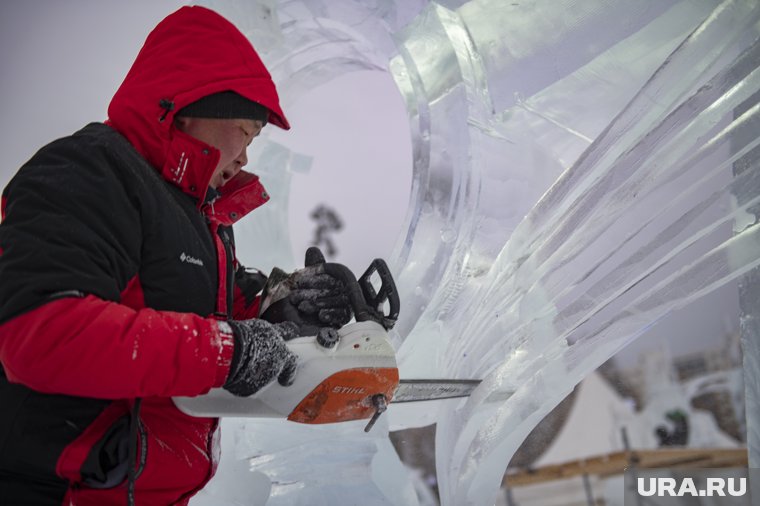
(288, 367, 399, 424)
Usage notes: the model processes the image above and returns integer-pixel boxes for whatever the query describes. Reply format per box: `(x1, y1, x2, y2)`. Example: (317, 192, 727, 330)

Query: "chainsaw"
(173, 259, 480, 432)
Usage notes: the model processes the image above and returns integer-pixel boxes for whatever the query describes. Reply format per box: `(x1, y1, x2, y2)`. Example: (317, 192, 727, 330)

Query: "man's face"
(175, 117, 265, 189)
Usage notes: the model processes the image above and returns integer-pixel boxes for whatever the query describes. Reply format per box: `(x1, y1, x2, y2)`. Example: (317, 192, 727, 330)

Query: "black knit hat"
(177, 91, 269, 124)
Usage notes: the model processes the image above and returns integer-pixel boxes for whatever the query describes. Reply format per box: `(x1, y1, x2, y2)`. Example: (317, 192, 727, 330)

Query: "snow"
(189, 0, 760, 505)
(535, 366, 739, 467)
(531, 372, 635, 468)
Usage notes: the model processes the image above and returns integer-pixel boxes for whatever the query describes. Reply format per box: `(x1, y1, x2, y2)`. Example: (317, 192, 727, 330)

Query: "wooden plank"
(504, 448, 748, 487)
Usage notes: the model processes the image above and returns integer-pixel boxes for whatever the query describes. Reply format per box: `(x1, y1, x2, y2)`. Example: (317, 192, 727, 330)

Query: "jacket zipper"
(218, 227, 234, 317)
(203, 215, 229, 319)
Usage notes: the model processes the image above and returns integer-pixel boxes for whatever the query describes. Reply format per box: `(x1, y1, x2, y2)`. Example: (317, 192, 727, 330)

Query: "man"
(0, 6, 352, 505)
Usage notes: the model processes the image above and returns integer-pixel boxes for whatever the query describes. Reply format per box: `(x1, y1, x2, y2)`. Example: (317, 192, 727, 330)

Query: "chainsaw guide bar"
(393, 379, 482, 403)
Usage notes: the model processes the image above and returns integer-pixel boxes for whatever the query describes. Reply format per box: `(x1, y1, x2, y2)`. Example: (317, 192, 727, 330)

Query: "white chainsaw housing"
(173, 320, 398, 420)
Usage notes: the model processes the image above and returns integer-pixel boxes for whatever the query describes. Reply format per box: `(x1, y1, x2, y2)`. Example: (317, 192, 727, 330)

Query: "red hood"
(107, 6, 289, 221)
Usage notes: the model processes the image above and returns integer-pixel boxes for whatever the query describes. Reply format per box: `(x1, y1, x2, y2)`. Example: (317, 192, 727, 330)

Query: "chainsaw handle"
(358, 259, 399, 330)
(321, 263, 375, 324)
(320, 259, 399, 330)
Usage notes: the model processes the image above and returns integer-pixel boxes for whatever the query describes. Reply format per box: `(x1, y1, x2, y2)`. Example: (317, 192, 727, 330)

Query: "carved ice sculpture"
(191, 1, 760, 505)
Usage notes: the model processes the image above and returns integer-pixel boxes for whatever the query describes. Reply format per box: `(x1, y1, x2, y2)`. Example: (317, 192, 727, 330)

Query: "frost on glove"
(222, 319, 299, 397)
(259, 247, 354, 329)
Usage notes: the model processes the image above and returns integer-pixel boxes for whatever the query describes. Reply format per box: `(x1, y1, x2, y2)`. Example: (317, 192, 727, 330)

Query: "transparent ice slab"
(192, 1, 760, 505)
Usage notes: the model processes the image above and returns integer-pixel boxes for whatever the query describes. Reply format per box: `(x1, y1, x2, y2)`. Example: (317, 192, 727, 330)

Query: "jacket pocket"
(80, 414, 131, 488)
(56, 401, 128, 485)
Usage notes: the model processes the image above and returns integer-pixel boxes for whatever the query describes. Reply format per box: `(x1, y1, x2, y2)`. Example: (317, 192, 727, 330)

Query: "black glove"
(222, 319, 299, 397)
(259, 247, 354, 329)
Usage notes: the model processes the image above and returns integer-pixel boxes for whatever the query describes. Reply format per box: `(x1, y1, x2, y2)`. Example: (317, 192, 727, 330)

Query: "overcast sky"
(0, 1, 185, 177)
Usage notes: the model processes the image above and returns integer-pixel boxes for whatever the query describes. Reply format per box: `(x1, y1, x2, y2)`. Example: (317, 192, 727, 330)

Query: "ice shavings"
(192, 417, 419, 506)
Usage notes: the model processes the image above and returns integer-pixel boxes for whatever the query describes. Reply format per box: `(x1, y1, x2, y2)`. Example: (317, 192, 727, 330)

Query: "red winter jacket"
(0, 6, 289, 504)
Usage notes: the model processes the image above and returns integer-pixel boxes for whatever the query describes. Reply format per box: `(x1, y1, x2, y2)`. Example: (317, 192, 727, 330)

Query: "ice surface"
(191, 0, 760, 505)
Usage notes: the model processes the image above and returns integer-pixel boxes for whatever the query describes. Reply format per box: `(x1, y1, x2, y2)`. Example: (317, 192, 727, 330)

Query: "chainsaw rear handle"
(321, 259, 399, 330)
(359, 259, 399, 330)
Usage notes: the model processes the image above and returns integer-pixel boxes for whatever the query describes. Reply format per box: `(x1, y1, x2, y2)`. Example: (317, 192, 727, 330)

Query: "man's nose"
(236, 148, 248, 168)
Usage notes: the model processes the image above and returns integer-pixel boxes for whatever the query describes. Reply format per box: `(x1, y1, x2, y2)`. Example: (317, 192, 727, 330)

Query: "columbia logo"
(180, 252, 204, 266)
